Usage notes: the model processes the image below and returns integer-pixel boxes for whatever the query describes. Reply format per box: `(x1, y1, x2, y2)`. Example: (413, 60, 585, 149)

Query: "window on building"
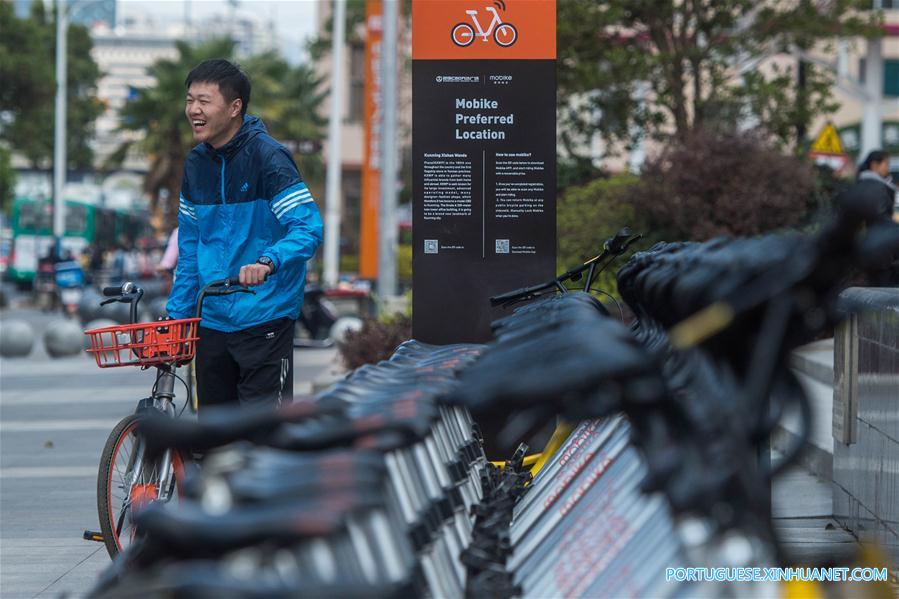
(885, 60, 899, 97)
(348, 43, 365, 123)
(858, 58, 899, 97)
(341, 169, 362, 255)
(65, 204, 88, 235)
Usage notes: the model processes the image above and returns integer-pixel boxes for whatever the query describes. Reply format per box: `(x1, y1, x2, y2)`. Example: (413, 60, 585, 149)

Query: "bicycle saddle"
(137, 399, 344, 457)
(91, 560, 416, 599)
(135, 493, 382, 555)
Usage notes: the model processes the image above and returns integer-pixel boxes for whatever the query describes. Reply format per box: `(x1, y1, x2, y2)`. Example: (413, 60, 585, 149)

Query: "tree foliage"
(241, 52, 327, 189)
(0, 1, 103, 170)
(0, 146, 15, 213)
(557, 0, 880, 161)
(112, 40, 326, 229)
(337, 313, 412, 370)
(556, 174, 654, 297)
(627, 130, 821, 241)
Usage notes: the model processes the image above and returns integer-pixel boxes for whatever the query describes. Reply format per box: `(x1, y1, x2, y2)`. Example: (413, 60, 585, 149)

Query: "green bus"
(6, 197, 150, 287)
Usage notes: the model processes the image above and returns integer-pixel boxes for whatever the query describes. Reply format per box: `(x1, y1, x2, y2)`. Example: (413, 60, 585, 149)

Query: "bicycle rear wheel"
(97, 414, 182, 558)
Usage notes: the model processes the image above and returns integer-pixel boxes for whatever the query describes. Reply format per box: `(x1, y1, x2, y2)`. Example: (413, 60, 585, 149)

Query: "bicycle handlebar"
(489, 281, 558, 306)
(490, 227, 642, 307)
(201, 277, 250, 296)
(604, 226, 634, 253)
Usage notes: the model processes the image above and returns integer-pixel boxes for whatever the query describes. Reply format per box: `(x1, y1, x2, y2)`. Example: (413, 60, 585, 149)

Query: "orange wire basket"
(84, 318, 201, 368)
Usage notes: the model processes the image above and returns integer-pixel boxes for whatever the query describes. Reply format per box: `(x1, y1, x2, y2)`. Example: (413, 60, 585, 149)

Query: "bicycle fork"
(152, 368, 178, 501)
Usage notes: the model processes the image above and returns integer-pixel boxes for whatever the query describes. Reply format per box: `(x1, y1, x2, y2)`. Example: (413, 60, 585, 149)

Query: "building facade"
(314, 0, 412, 273)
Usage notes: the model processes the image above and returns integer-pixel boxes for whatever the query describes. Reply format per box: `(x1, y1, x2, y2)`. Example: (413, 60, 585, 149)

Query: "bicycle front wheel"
(96, 414, 182, 558)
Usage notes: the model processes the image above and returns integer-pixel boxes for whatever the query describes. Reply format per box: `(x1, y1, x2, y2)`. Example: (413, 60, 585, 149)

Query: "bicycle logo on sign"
(451, 0, 518, 48)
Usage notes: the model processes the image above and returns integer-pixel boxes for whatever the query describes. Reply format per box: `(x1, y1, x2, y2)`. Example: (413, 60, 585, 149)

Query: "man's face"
(185, 81, 241, 148)
(872, 158, 891, 178)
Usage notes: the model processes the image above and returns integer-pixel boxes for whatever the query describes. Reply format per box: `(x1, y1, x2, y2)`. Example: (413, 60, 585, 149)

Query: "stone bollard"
(0, 320, 36, 357)
(44, 319, 85, 358)
(77, 287, 104, 323)
(96, 300, 132, 325)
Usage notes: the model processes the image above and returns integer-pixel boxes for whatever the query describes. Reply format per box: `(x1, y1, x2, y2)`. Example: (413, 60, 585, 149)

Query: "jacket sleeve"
(165, 173, 201, 319)
(260, 147, 324, 271)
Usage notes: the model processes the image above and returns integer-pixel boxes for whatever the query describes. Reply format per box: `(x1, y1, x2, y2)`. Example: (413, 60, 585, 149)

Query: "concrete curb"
(772, 425, 833, 482)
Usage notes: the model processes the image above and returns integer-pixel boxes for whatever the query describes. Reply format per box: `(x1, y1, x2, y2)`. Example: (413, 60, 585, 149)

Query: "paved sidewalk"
(773, 464, 857, 565)
(0, 328, 340, 599)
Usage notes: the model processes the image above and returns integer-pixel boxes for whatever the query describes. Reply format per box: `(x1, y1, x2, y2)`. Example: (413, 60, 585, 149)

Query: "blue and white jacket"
(166, 116, 323, 332)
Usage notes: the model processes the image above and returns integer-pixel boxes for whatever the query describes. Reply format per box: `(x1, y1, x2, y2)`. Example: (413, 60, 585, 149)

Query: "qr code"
(424, 239, 439, 254)
(495, 239, 510, 254)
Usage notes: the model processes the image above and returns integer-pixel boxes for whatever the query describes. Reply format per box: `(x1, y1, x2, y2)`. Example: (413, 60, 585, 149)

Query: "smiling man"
(166, 59, 323, 410)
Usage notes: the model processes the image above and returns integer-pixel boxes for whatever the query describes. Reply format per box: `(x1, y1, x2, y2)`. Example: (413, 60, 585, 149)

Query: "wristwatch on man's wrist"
(256, 256, 275, 274)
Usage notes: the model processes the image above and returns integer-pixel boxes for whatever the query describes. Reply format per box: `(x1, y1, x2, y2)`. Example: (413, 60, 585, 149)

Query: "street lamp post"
(377, 0, 398, 299)
(323, 0, 347, 287)
(53, 0, 69, 257)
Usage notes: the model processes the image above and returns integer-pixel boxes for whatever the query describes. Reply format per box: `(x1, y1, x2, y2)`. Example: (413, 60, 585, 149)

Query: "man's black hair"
(859, 150, 889, 173)
(185, 59, 251, 117)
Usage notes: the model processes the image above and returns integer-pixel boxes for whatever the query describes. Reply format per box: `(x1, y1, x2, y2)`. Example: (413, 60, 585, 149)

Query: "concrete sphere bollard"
(44, 319, 85, 358)
(97, 300, 132, 325)
(78, 287, 104, 323)
(82, 319, 118, 351)
(0, 320, 36, 357)
(330, 316, 363, 344)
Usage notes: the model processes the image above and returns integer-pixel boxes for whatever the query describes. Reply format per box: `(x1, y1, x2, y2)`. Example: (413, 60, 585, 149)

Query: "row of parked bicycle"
(87, 195, 899, 597)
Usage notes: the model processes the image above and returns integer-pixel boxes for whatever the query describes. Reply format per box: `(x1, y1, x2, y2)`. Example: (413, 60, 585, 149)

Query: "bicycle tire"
(493, 22, 517, 47)
(97, 414, 183, 558)
(451, 22, 475, 47)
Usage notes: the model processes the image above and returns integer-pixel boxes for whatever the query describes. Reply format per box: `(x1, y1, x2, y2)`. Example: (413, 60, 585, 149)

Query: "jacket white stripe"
(272, 189, 311, 211)
(275, 197, 314, 219)
(274, 197, 310, 219)
(179, 207, 197, 220)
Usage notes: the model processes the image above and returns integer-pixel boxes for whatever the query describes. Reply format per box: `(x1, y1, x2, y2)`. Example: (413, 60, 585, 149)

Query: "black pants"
(196, 317, 294, 411)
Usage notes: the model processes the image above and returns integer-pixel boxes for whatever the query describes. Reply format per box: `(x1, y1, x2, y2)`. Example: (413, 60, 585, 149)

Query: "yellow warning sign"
(810, 123, 845, 155)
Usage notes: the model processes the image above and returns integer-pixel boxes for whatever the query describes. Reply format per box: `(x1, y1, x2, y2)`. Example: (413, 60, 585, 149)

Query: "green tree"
(627, 130, 820, 241)
(111, 39, 237, 227)
(307, 0, 366, 60)
(0, 146, 15, 213)
(111, 40, 326, 229)
(556, 174, 653, 298)
(557, 0, 880, 162)
(0, 1, 102, 170)
(241, 52, 327, 195)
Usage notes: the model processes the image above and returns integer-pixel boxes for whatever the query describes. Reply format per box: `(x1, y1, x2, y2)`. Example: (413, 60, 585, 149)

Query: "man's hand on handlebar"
(238, 263, 272, 287)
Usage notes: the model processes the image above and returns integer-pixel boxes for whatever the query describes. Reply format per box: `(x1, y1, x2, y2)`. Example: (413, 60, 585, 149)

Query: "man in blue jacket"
(166, 59, 323, 409)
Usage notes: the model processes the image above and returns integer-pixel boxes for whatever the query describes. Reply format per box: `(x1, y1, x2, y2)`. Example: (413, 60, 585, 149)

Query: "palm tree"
(242, 51, 327, 195)
(108, 39, 235, 228)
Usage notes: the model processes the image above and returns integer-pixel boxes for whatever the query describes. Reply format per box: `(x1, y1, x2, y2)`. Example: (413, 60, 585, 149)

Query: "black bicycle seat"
(90, 559, 417, 599)
(137, 399, 344, 457)
(135, 493, 381, 555)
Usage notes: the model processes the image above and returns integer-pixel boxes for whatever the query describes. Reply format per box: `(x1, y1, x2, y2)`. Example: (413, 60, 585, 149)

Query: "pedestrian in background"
(852, 150, 896, 223)
(156, 227, 179, 274)
(836, 150, 898, 285)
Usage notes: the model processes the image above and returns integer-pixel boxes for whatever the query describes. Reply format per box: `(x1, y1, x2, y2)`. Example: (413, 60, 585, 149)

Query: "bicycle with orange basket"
(82, 278, 252, 558)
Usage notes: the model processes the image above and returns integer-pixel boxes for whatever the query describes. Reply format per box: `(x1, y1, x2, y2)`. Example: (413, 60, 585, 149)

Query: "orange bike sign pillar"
(359, 0, 383, 279)
(412, 0, 557, 343)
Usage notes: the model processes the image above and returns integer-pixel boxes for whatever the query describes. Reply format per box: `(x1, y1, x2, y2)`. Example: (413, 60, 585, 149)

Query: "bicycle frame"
(466, 7, 503, 40)
(151, 367, 179, 500)
(91, 278, 252, 555)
